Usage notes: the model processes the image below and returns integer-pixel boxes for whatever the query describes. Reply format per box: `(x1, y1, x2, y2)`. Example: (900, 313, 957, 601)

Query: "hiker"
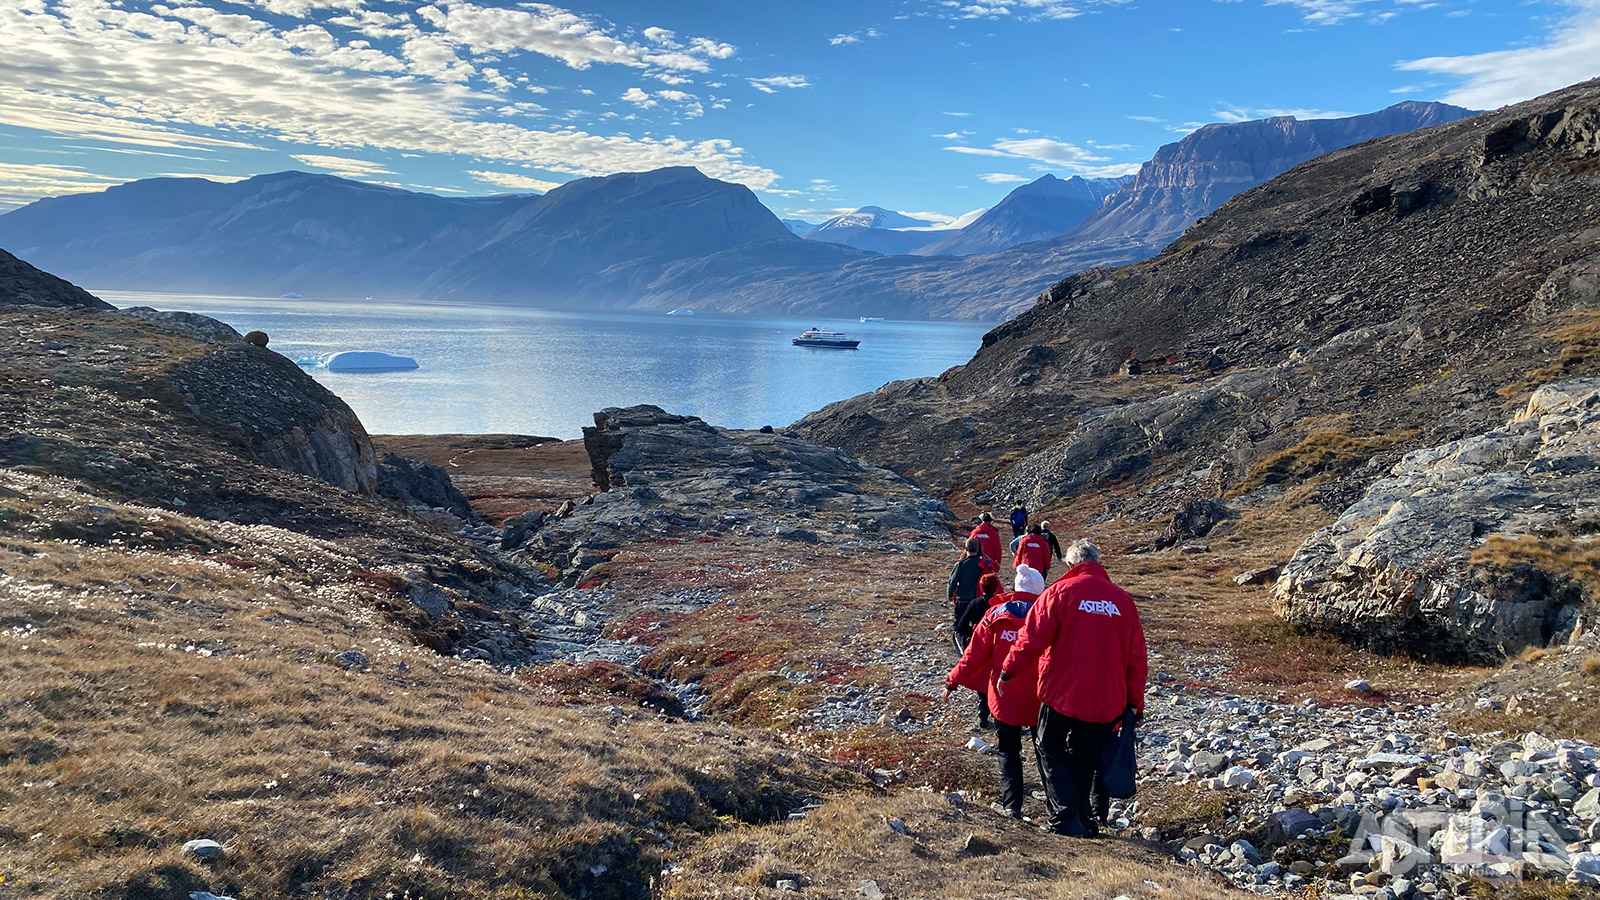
(996, 539, 1147, 837)
(1009, 502, 1028, 538)
(948, 537, 993, 729)
(1013, 524, 1052, 577)
(1041, 520, 1063, 561)
(943, 584, 1042, 818)
(968, 513, 1002, 574)
(947, 537, 986, 646)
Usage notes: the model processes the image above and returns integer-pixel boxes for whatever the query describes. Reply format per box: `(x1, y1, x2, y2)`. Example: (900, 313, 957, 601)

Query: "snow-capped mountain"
(799, 205, 981, 254)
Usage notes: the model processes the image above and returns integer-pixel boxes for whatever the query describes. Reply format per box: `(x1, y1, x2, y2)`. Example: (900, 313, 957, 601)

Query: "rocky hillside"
(794, 78, 1600, 661)
(0, 248, 111, 310)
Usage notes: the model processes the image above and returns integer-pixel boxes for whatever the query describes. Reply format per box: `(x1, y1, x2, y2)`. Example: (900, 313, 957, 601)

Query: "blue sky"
(1, 0, 1597, 222)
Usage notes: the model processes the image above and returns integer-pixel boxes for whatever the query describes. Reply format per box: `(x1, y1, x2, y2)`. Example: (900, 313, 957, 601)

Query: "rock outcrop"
(0, 248, 111, 310)
(0, 303, 377, 509)
(516, 405, 953, 580)
(1274, 380, 1600, 662)
(377, 452, 476, 520)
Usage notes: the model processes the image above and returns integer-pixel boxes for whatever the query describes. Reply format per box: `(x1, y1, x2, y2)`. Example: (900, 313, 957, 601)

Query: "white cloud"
(829, 33, 859, 44)
(406, 4, 735, 72)
(1264, 0, 1371, 25)
(1126, 114, 1164, 123)
(289, 153, 393, 176)
(978, 172, 1029, 182)
(928, 0, 1133, 21)
(748, 75, 810, 93)
(1398, 0, 1600, 109)
(0, 162, 123, 209)
(946, 136, 1140, 177)
(468, 169, 561, 192)
(154, 172, 253, 183)
(1213, 104, 1355, 121)
(0, 0, 781, 195)
(942, 110, 972, 116)
(622, 86, 658, 108)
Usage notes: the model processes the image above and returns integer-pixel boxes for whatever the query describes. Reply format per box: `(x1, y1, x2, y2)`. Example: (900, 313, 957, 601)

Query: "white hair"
(1064, 539, 1100, 567)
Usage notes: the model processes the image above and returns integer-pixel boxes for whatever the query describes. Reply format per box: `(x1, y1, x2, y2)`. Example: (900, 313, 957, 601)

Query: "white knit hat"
(1014, 564, 1044, 595)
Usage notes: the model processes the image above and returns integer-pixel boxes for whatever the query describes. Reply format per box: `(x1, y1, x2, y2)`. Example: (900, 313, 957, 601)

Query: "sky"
(1, 0, 1598, 222)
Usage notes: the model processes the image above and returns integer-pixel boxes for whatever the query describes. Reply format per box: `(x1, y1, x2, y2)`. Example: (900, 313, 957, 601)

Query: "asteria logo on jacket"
(1078, 598, 1122, 618)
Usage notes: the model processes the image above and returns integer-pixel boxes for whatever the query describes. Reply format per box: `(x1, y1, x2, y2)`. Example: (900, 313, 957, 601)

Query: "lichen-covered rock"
(1273, 379, 1600, 662)
(118, 307, 243, 343)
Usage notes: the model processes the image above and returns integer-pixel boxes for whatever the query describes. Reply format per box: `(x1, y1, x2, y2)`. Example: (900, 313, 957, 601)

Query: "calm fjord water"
(105, 293, 991, 438)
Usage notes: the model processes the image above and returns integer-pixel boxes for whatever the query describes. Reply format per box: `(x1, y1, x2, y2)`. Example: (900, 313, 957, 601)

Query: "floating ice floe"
(295, 351, 419, 372)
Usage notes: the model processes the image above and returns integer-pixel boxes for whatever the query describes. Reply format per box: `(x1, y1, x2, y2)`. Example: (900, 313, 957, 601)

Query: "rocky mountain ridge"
(0, 105, 1469, 320)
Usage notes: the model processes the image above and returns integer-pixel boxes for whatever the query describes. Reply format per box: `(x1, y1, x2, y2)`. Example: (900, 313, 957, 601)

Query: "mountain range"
(0, 101, 1473, 320)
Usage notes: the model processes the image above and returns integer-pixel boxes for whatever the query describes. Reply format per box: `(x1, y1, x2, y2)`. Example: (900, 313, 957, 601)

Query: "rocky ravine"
(795, 77, 1600, 661)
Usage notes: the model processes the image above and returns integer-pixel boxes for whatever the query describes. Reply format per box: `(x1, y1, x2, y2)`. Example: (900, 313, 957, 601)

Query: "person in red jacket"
(1012, 524, 1052, 577)
(968, 513, 1002, 575)
(943, 591, 1042, 818)
(997, 538, 1147, 837)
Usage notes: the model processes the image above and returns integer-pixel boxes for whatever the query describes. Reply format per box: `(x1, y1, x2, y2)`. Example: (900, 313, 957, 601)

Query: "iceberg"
(319, 350, 419, 372)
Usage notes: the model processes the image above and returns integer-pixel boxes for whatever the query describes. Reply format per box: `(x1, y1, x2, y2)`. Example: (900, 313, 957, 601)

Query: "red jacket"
(969, 523, 1002, 570)
(947, 597, 1041, 727)
(1001, 561, 1147, 724)
(1013, 533, 1051, 575)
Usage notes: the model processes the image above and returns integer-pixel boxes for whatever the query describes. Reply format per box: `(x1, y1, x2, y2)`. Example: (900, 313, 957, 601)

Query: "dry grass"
(662, 792, 1232, 900)
(1583, 655, 1600, 680)
(1500, 310, 1600, 398)
(0, 474, 849, 900)
(1470, 533, 1600, 594)
(1229, 424, 1418, 495)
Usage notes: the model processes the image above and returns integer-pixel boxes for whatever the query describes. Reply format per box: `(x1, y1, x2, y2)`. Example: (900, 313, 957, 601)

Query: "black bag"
(1100, 708, 1139, 799)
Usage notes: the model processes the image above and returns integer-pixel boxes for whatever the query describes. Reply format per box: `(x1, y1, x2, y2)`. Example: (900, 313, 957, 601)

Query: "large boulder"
(524, 405, 954, 575)
(377, 452, 476, 520)
(1273, 379, 1600, 662)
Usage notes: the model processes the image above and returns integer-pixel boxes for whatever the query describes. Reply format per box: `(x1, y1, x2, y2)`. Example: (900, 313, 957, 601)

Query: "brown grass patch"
(1470, 533, 1600, 594)
(664, 792, 1230, 900)
(1500, 311, 1600, 398)
(1583, 655, 1600, 679)
(1230, 424, 1418, 495)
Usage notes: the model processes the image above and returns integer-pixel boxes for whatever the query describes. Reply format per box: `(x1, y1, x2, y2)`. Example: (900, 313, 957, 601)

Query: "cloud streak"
(1397, 0, 1600, 109)
(947, 136, 1140, 177)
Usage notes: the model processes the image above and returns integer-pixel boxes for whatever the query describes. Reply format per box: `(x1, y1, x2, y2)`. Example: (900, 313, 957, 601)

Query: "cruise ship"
(792, 329, 860, 349)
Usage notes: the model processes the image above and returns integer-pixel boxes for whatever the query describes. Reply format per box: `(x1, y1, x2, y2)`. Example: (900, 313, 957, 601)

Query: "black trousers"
(1033, 705, 1114, 836)
(950, 609, 990, 727)
(995, 722, 1026, 815)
